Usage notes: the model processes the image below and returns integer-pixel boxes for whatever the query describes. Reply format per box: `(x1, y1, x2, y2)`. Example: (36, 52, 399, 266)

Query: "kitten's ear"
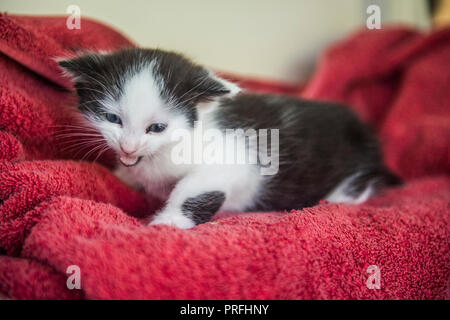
(191, 72, 241, 103)
(57, 57, 84, 82)
(56, 54, 103, 82)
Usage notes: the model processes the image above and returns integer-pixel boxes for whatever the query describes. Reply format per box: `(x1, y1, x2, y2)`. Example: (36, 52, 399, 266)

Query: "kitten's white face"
(59, 48, 238, 167)
(93, 68, 191, 166)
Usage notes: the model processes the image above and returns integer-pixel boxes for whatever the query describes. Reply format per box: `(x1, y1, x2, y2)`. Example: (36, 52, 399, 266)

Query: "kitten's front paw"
(149, 210, 196, 229)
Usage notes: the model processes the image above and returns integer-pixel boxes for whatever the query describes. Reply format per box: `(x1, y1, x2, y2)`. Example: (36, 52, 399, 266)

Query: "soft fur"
(59, 48, 399, 228)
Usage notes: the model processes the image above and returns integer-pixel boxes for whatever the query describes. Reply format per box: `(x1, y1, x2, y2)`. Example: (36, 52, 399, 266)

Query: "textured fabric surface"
(0, 14, 448, 299)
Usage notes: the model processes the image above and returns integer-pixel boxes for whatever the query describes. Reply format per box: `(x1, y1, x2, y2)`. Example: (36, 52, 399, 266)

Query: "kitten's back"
(215, 93, 400, 211)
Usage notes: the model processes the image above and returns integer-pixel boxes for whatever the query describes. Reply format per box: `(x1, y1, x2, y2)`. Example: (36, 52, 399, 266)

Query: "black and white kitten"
(59, 48, 400, 229)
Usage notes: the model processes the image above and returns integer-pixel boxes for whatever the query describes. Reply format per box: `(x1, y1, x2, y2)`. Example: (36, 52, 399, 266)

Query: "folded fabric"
(302, 27, 450, 179)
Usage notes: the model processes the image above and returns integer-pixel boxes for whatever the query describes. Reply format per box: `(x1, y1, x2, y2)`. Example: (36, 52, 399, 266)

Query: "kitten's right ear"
(57, 57, 84, 82)
(56, 54, 103, 83)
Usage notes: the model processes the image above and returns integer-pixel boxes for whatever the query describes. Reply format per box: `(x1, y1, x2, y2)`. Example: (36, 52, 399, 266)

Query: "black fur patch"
(215, 93, 400, 211)
(59, 48, 230, 126)
(181, 191, 225, 225)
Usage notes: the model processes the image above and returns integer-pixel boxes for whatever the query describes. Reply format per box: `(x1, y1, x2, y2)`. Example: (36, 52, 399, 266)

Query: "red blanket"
(0, 14, 449, 300)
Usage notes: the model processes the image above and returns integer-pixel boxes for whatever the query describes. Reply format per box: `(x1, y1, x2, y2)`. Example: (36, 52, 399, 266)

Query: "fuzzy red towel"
(0, 14, 449, 299)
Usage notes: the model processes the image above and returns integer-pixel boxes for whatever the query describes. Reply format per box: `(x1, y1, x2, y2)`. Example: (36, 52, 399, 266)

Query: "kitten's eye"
(146, 123, 166, 133)
(105, 113, 122, 125)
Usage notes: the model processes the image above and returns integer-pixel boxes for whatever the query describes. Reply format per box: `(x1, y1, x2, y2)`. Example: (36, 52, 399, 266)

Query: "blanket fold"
(0, 15, 449, 300)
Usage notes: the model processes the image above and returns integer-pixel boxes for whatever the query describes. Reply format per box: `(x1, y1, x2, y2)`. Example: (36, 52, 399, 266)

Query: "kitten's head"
(59, 48, 239, 166)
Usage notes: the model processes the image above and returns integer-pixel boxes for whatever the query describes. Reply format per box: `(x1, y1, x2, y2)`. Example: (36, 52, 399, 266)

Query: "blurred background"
(2, 0, 446, 84)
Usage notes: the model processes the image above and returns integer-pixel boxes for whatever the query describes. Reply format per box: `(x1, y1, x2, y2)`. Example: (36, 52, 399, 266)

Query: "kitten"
(59, 48, 400, 229)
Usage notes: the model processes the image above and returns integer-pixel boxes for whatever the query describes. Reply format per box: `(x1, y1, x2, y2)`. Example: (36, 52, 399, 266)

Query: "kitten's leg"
(149, 169, 230, 229)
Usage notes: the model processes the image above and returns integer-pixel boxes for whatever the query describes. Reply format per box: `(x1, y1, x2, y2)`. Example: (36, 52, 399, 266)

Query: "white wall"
(1, 0, 430, 83)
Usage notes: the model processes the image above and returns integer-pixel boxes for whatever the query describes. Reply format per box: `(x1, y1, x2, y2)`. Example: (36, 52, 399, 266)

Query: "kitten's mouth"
(119, 155, 143, 167)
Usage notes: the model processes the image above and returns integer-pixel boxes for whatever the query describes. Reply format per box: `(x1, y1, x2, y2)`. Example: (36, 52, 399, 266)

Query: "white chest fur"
(118, 125, 263, 212)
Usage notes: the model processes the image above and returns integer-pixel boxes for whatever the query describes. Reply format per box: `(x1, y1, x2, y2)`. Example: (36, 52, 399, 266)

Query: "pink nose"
(120, 144, 137, 155)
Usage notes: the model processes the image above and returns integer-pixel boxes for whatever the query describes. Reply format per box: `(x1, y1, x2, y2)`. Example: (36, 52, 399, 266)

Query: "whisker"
(59, 141, 104, 154)
(81, 142, 109, 161)
(56, 140, 105, 149)
(58, 137, 106, 151)
(54, 133, 103, 140)
(93, 145, 111, 163)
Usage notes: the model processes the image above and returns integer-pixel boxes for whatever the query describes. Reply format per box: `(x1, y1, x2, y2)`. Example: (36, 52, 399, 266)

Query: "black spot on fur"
(181, 191, 225, 225)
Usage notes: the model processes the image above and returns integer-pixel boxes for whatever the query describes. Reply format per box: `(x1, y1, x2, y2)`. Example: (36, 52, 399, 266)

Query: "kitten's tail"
(354, 167, 403, 197)
(375, 167, 403, 187)
(326, 167, 402, 204)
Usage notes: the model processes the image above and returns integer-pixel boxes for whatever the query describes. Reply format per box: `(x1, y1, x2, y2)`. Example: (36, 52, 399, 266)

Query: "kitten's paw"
(149, 211, 196, 229)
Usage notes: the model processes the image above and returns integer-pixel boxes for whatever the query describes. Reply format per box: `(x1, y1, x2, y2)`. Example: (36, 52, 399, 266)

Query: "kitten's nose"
(120, 144, 138, 155)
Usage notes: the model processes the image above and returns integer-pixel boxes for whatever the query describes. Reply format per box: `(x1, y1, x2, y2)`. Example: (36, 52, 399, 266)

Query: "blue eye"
(146, 123, 166, 133)
(105, 113, 122, 124)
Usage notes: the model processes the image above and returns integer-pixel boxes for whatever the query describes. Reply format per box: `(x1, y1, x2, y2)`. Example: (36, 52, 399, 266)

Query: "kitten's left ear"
(207, 72, 241, 96)
(192, 71, 241, 103)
